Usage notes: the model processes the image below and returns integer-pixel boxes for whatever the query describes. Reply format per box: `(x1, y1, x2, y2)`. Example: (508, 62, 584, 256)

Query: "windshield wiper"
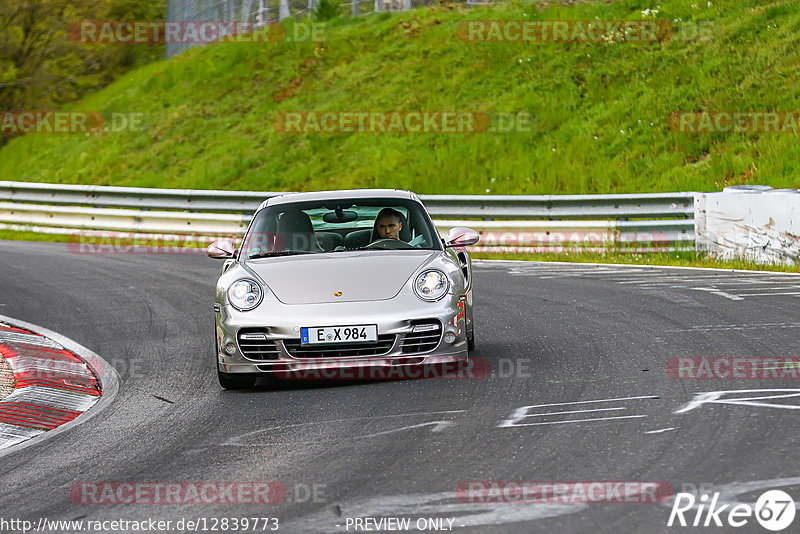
(247, 250, 314, 259)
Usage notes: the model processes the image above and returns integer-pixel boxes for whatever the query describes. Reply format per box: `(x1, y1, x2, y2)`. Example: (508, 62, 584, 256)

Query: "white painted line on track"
(621, 278, 797, 286)
(503, 415, 647, 427)
(715, 286, 800, 291)
(736, 291, 800, 297)
(498, 396, 658, 428)
(617, 279, 671, 284)
(474, 259, 800, 276)
(674, 389, 800, 414)
(224, 410, 467, 446)
(664, 322, 800, 332)
(516, 407, 626, 417)
(514, 395, 659, 409)
(644, 427, 677, 434)
(688, 288, 743, 301)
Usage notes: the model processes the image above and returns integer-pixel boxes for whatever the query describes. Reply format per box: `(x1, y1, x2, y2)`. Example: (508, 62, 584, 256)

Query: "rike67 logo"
(668, 490, 795, 531)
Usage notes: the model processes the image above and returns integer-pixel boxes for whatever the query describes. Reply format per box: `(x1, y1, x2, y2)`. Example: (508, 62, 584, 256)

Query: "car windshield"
(241, 197, 442, 259)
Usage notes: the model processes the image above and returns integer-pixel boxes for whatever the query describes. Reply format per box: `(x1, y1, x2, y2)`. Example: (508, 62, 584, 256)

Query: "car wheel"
(466, 301, 475, 351)
(217, 366, 257, 390)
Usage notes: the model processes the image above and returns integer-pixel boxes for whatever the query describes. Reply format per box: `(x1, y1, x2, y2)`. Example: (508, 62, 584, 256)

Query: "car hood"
(246, 250, 437, 304)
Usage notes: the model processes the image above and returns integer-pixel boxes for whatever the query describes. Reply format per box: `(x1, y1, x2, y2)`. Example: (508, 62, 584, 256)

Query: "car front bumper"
(215, 293, 468, 375)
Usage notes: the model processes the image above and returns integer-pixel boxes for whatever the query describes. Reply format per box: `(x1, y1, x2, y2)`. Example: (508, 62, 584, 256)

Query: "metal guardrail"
(0, 182, 694, 218)
(0, 182, 697, 252)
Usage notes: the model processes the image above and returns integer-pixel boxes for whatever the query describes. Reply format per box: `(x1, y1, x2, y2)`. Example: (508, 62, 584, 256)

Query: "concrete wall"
(695, 186, 800, 265)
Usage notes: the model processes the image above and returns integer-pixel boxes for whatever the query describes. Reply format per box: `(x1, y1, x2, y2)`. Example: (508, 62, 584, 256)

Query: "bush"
(314, 0, 341, 21)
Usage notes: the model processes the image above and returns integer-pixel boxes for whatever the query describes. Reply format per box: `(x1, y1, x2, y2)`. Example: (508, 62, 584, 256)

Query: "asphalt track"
(1, 240, 799, 533)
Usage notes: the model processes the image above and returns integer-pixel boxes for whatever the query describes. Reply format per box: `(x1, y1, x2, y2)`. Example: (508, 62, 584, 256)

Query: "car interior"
(244, 201, 438, 255)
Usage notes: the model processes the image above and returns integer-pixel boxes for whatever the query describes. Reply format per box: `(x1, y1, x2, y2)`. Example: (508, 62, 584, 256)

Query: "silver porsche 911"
(206, 189, 480, 389)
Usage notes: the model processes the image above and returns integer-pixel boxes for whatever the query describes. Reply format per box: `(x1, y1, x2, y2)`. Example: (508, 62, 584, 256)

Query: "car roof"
(257, 189, 419, 211)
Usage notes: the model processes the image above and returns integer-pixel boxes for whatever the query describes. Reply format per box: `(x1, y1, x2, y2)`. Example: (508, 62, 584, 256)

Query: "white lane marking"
(493, 263, 798, 301)
(686, 279, 798, 285)
(533, 270, 637, 278)
(618, 279, 674, 284)
(509, 267, 634, 274)
(509, 395, 659, 409)
(502, 415, 647, 427)
(637, 275, 784, 282)
(664, 322, 800, 332)
(582, 278, 666, 284)
(729, 287, 800, 291)
(474, 258, 800, 276)
(643, 427, 677, 434)
(675, 389, 800, 414)
(498, 396, 657, 428)
(518, 407, 626, 417)
(621, 278, 796, 286)
(352, 421, 455, 438)
(224, 410, 466, 446)
(688, 287, 744, 301)
(736, 291, 800, 297)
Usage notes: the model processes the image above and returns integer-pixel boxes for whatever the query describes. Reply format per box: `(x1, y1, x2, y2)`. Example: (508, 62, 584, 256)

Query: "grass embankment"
(1, 0, 800, 194)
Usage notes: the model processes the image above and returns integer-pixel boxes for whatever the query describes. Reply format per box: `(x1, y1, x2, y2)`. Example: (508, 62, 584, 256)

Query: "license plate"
(301, 325, 378, 344)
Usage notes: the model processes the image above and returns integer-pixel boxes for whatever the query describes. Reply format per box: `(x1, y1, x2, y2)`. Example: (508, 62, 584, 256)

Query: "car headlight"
(228, 279, 263, 311)
(414, 270, 449, 301)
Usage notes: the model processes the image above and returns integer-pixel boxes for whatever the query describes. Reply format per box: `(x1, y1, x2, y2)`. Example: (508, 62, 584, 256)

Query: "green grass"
(0, 230, 71, 243)
(1, 0, 799, 194)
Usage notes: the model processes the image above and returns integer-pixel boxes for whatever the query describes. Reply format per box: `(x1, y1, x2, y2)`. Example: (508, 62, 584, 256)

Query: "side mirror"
(444, 227, 480, 248)
(206, 238, 236, 259)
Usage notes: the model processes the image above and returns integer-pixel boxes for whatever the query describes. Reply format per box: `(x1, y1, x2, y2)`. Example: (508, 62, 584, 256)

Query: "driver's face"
(376, 215, 402, 240)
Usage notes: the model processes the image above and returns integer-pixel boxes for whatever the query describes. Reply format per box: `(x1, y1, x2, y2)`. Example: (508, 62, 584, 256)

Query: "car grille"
(283, 335, 396, 358)
(237, 328, 280, 361)
(401, 320, 442, 354)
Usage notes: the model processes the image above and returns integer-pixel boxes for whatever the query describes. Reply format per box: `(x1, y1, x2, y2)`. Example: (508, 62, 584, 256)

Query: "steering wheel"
(364, 238, 415, 250)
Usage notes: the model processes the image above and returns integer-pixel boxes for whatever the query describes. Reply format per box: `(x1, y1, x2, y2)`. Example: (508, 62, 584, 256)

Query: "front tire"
(466, 300, 475, 352)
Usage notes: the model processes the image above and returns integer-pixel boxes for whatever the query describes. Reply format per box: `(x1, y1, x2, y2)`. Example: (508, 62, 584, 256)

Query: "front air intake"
(401, 320, 442, 354)
(237, 328, 280, 360)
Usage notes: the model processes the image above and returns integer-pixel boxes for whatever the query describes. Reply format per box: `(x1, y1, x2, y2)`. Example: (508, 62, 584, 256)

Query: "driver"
(373, 208, 404, 241)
